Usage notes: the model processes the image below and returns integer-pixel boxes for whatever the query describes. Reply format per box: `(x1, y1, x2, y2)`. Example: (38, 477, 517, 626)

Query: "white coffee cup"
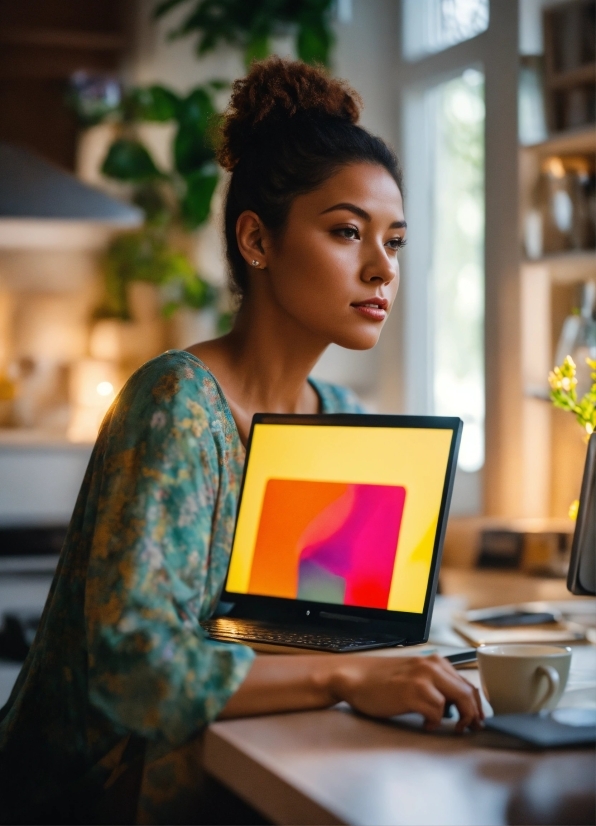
(477, 644, 572, 715)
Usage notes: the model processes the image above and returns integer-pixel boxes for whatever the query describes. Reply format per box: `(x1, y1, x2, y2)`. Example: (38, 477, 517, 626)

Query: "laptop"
(202, 413, 462, 652)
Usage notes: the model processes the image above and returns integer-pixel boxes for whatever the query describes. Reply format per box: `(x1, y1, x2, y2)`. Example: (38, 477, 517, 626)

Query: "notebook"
(202, 413, 462, 652)
(486, 709, 596, 747)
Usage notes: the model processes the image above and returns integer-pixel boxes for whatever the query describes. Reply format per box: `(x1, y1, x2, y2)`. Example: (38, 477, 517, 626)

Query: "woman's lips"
(351, 298, 388, 321)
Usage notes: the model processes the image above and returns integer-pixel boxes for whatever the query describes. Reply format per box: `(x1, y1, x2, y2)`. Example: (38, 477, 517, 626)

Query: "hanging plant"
(69, 75, 224, 319)
(153, 0, 336, 67)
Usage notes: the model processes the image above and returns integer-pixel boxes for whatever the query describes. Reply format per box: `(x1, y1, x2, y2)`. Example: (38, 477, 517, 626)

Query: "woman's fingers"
(446, 665, 484, 728)
(338, 654, 484, 731)
(406, 677, 446, 729)
(465, 685, 485, 731)
(414, 657, 482, 731)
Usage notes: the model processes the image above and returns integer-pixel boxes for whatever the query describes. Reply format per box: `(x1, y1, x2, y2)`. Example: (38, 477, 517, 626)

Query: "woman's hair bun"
(217, 57, 363, 171)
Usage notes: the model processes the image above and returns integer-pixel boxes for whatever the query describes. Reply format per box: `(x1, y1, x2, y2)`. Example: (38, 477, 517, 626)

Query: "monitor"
(567, 432, 595, 596)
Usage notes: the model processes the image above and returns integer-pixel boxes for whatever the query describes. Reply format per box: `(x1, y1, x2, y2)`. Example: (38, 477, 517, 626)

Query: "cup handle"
(529, 665, 560, 713)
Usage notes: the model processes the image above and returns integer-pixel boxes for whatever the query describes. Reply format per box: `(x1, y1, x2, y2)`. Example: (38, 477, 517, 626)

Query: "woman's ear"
(236, 211, 268, 270)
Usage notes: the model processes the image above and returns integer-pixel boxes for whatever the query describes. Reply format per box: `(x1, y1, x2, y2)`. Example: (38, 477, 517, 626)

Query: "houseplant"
(154, 0, 336, 67)
(69, 75, 222, 322)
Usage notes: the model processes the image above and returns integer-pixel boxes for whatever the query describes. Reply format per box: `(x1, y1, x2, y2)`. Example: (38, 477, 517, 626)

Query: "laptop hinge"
(319, 611, 370, 623)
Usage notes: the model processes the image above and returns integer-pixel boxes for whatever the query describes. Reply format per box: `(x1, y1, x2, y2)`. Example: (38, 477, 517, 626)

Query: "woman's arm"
(219, 653, 483, 733)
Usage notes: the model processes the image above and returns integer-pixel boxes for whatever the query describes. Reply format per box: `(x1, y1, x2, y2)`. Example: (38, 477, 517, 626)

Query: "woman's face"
(255, 162, 406, 350)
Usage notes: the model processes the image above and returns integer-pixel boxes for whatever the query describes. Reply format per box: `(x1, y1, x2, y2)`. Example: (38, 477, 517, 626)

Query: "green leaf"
(132, 185, 172, 226)
(244, 31, 271, 66)
(174, 88, 217, 173)
(174, 125, 215, 175)
(178, 87, 216, 131)
(206, 78, 230, 91)
(181, 167, 218, 228)
(101, 139, 163, 182)
(297, 20, 333, 65)
(183, 276, 217, 309)
(127, 85, 180, 121)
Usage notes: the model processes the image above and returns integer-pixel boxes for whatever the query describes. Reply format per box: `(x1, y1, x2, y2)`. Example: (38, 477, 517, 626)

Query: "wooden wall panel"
(0, 0, 132, 170)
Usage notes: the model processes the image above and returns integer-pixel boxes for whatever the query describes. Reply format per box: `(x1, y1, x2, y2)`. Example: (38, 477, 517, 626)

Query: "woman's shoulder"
(309, 377, 366, 414)
(108, 350, 234, 438)
(125, 350, 220, 404)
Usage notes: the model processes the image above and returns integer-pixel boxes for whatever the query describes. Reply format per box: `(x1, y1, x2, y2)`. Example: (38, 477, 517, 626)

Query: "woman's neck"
(187, 291, 328, 443)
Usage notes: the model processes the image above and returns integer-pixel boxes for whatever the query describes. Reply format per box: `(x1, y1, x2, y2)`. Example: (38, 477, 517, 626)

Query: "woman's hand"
(329, 654, 484, 732)
(220, 651, 483, 732)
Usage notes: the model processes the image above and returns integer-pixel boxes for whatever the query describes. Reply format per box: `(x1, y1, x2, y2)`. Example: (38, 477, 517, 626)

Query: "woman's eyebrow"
(320, 202, 407, 229)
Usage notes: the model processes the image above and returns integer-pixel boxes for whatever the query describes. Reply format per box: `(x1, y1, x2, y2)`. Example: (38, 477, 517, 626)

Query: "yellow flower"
(568, 499, 579, 521)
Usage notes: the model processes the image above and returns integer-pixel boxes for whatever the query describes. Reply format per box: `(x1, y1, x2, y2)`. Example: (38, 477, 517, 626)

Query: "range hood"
(0, 142, 143, 249)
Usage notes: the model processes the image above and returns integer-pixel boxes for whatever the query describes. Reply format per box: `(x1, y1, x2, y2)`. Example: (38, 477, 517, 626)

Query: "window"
(403, 0, 489, 60)
(395, 0, 519, 515)
(431, 69, 485, 472)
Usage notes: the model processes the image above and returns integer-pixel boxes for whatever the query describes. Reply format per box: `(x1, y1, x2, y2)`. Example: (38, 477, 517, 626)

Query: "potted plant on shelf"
(68, 0, 339, 371)
(69, 74, 225, 369)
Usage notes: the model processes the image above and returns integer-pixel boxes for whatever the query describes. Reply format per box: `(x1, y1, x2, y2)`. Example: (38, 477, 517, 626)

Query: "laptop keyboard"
(202, 618, 404, 652)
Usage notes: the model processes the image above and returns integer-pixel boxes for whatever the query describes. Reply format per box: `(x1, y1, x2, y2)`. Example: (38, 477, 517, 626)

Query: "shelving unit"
(518, 118, 595, 519)
(522, 123, 596, 154)
(523, 249, 595, 284)
(543, 0, 596, 133)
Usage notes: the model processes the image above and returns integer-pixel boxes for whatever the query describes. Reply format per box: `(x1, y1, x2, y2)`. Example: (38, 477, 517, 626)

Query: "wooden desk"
(204, 571, 596, 825)
(439, 568, 577, 610)
(205, 703, 595, 825)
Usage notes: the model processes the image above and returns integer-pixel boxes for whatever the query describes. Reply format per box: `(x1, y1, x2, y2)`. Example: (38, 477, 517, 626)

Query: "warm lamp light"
(96, 381, 114, 397)
(68, 359, 120, 442)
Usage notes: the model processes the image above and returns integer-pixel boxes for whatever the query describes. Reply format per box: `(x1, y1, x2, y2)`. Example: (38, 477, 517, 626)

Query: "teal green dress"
(0, 350, 363, 824)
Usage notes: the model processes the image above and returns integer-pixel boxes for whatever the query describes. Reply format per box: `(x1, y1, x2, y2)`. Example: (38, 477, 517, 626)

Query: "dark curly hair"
(216, 57, 403, 299)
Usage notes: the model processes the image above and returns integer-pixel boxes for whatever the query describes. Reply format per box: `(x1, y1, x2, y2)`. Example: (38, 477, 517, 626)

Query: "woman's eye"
(386, 237, 407, 251)
(335, 226, 360, 240)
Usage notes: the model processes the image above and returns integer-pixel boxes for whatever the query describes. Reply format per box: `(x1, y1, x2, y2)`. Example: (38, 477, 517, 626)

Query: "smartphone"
(466, 609, 559, 628)
(444, 648, 477, 666)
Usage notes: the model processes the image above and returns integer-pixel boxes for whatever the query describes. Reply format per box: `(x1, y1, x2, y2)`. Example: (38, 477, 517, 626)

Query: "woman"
(0, 58, 482, 824)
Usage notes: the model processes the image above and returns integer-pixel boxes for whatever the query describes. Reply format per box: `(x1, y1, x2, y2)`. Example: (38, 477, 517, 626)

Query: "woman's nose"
(361, 247, 398, 285)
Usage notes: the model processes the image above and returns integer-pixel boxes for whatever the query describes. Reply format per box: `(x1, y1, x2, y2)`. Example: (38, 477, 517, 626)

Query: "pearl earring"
(251, 259, 260, 267)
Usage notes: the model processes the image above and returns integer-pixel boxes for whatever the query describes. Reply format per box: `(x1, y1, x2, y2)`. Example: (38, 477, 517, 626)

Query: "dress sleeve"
(84, 358, 254, 747)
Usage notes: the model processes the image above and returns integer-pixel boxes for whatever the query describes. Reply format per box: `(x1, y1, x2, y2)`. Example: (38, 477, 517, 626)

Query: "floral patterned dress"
(0, 350, 363, 824)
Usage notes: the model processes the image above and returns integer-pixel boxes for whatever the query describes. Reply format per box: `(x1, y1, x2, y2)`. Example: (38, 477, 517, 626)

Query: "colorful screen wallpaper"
(226, 425, 453, 614)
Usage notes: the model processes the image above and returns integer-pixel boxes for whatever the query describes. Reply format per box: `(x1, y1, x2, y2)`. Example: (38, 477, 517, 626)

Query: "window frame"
(393, 0, 520, 515)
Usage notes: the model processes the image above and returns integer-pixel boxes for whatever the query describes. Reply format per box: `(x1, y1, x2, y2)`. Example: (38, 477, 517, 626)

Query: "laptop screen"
(225, 421, 456, 615)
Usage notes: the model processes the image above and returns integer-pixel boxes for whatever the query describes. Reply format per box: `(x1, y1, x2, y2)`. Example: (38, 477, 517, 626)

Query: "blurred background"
(0, 0, 594, 700)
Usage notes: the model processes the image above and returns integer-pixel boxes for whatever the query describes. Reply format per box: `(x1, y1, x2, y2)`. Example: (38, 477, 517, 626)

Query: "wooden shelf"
(520, 124, 596, 155)
(549, 63, 596, 90)
(523, 249, 596, 283)
(0, 28, 125, 51)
